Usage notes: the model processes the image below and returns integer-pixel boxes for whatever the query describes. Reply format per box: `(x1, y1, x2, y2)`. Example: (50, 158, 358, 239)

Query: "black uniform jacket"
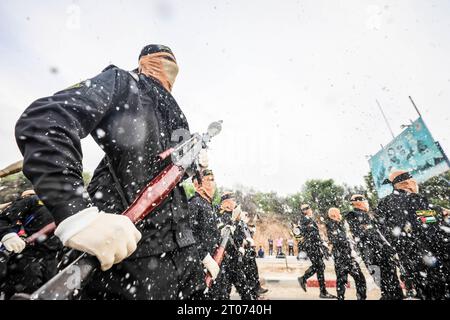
(189, 193, 221, 259)
(0, 195, 60, 251)
(297, 214, 325, 257)
(325, 218, 352, 261)
(346, 209, 386, 253)
(376, 189, 449, 263)
(15, 65, 195, 256)
(220, 210, 245, 258)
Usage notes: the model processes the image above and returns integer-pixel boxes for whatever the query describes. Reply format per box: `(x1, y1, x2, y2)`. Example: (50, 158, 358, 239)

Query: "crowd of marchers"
(291, 170, 449, 300)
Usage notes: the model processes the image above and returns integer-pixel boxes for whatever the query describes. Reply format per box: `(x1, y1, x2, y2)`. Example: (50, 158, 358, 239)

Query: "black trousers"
(243, 253, 260, 297)
(334, 254, 366, 300)
(208, 253, 255, 300)
(397, 243, 448, 300)
(360, 245, 403, 300)
(378, 258, 404, 300)
(288, 246, 294, 256)
(302, 251, 327, 294)
(80, 244, 205, 300)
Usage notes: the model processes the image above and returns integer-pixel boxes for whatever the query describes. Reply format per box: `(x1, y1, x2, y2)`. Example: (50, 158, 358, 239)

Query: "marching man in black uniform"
(189, 169, 222, 299)
(346, 194, 403, 300)
(376, 170, 450, 300)
(297, 204, 336, 299)
(325, 208, 366, 300)
(248, 219, 269, 296)
(15, 45, 206, 299)
(217, 192, 255, 300)
(0, 190, 61, 299)
(240, 213, 268, 299)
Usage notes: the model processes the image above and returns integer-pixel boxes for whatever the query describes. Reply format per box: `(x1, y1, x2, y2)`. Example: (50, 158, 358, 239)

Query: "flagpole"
(376, 99, 395, 139)
(409, 96, 423, 118)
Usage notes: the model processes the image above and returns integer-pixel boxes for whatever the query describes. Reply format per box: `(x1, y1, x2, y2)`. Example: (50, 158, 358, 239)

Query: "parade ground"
(233, 255, 382, 300)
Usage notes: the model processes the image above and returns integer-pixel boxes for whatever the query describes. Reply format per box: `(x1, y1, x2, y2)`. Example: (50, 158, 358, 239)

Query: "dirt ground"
(253, 215, 294, 250)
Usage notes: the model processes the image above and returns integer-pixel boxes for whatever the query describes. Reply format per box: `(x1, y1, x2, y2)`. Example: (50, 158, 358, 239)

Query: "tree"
(234, 190, 259, 218)
(182, 181, 196, 199)
(419, 171, 450, 209)
(181, 180, 221, 205)
(300, 179, 345, 216)
(364, 171, 379, 208)
(285, 192, 303, 211)
(253, 191, 286, 216)
(1, 171, 96, 204)
(0, 172, 32, 203)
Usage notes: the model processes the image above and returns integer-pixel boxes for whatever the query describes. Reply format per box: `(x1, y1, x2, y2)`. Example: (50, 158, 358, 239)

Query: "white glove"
(232, 205, 242, 221)
(202, 253, 220, 280)
(198, 149, 209, 168)
(246, 237, 255, 247)
(239, 247, 246, 255)
(55, 207, 142, 271)
(0, 202, 12, 211)
(1, 233, 26, 253)
(220, 225, 236, 238)
(442, 208, 449, 217)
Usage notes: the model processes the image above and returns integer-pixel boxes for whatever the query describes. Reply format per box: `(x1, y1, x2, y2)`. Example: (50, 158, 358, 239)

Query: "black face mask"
(382, 172, 413, 186)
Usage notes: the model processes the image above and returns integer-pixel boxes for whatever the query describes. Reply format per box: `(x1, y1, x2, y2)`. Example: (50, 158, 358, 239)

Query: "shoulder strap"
(128, 71, 139, 82)
(23, 213, 36, 226)
(104, 155, 129, 210)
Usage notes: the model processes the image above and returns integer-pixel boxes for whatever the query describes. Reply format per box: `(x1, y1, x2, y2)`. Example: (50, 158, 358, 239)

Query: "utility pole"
(376, 99, 395, 139)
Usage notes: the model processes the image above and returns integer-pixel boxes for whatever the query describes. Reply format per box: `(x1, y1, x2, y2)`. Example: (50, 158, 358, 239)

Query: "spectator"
(288, 238, 295, 256)
(258, 246, 265, 258)
(276, 237, 283, 255)
(268, 237, 274, 256)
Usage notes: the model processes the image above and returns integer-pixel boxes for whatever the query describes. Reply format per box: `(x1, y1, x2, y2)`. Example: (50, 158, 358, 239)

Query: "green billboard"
(369, 117, 450, 198)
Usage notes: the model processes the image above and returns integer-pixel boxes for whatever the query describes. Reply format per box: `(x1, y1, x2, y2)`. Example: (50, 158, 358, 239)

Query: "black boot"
(258, 286, 269, 294)
(319, 291, 336, 299)
(298, 276, 307, 292)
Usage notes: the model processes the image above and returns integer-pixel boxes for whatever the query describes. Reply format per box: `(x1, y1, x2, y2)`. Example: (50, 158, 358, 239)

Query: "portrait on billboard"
(369, 117, 450, 197)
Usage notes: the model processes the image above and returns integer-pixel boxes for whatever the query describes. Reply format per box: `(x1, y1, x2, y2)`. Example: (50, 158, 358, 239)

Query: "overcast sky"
(0, 0, 449, 195)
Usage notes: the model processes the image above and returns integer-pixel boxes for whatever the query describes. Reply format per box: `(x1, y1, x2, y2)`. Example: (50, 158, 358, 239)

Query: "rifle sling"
(104, 155, 130, 210)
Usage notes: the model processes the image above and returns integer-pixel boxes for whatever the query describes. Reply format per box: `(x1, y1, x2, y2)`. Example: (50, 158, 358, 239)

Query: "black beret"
(220, 192, 235, 202)
(202, 169, 214, 177)
(139, 44, 175, 60)
(382, 172, 413, 185)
